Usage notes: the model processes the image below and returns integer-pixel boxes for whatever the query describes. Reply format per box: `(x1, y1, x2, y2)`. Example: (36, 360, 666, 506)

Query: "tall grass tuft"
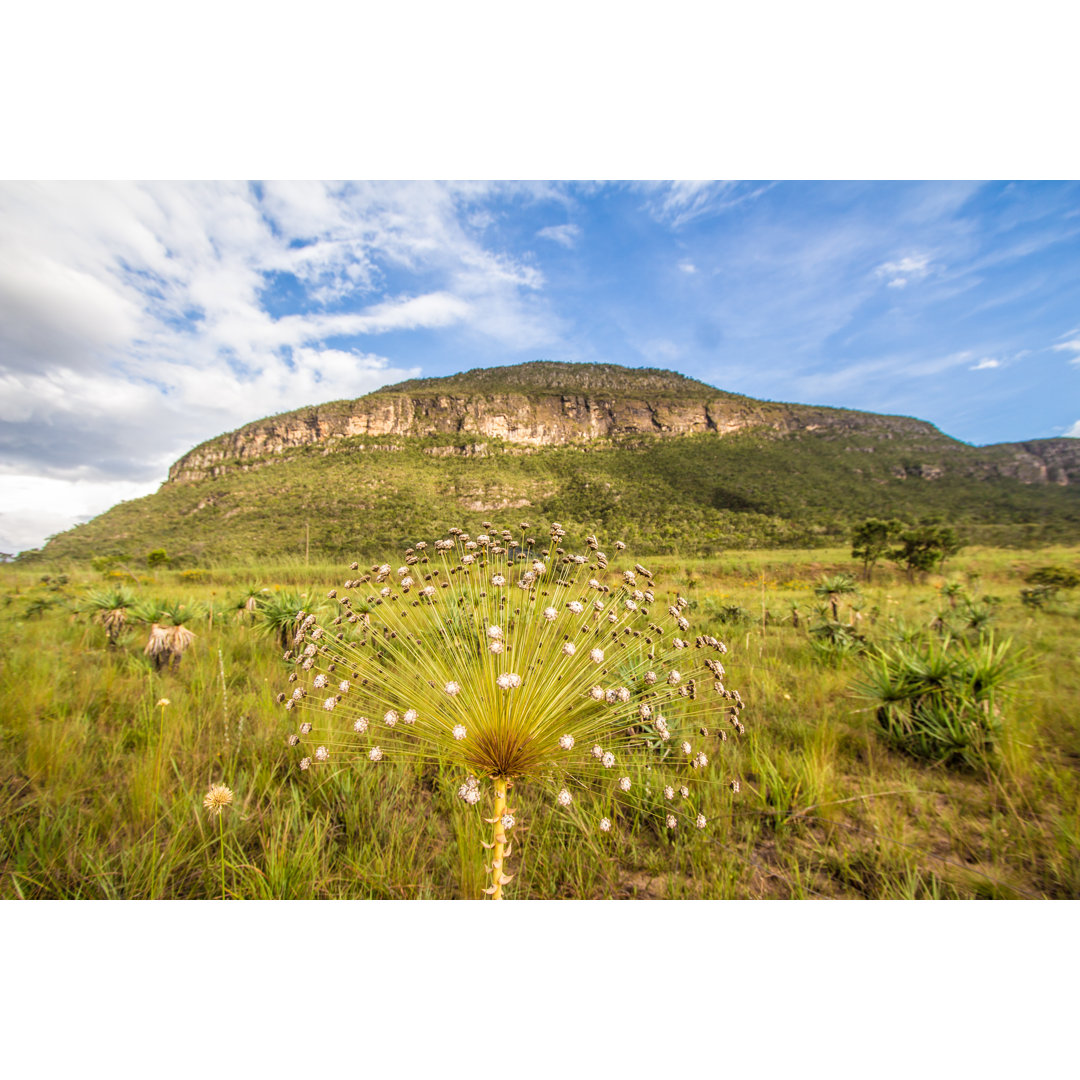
(856, 634, 1028, 767)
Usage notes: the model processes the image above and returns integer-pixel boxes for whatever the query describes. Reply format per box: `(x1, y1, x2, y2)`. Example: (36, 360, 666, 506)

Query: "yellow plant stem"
(488, 778, 508, 900)
(150, 700, 165, 899)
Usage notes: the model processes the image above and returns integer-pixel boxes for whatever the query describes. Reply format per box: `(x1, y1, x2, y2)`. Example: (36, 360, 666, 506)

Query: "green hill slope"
(34, 362, 1080, 564)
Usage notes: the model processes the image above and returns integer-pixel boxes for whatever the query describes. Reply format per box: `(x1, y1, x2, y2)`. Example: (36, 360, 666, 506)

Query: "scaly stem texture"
(488, 779, 508, 900)
(219, 813, 226, 901)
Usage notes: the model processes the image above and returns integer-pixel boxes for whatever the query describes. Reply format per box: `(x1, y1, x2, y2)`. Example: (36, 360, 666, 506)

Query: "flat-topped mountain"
(169, 361, 963, 485)
(34, 362, 1080, 564)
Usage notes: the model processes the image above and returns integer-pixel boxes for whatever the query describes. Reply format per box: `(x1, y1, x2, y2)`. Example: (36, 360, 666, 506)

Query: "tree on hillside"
(851, 517, 901, 580)
(891, 524, 963, 581)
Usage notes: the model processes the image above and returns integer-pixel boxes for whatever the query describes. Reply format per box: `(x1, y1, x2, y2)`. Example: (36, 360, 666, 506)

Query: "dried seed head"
(203, 784, 234, 815)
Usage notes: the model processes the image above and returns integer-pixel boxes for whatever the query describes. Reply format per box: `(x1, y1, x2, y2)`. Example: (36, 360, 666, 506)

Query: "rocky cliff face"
(167, 393, 943, 484)
(164, 362, 1080, 487)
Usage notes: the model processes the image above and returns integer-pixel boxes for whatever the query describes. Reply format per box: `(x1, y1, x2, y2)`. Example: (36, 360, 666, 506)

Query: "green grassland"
(32, 428, 1080, 568)
(3, 541, 1078, 899)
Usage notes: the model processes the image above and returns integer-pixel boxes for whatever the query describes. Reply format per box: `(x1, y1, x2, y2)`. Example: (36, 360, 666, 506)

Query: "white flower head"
(693, 752, 708, 769)
(338, 680, 351, 693)
(313, 673, 328, 689)
(384, 709, 399, 727)
(668, 671, 682, 687)
(562, 641, 576, 657)
(452, 724, 467, 740)
(599, 817, 612, 833)
(299, 757, 311, 770)
(568, 600, 584, 614)
(489, 640, 504, 654)
(543, 606, 558, 621)
(696, 813, 707, 829)
(445, 680, 461, 696)
(496, 672, 522, 689)
(464, 787, 481, 805)
(315, 746, 329, 762)
(559, 734, 575, 750)
(624, 599, 637, 611)
(353, 717, 369, 734)
(487, 625, 503, 640)
(644, 671, 657, 685)
(323, 696, 337, 711)
(680, 785, 690, 799)
(666, 814, 677, 829)
(592, 745, 604, 759)
(619, 776, 631, 792)
(589, 685, 604, 700)
(663, 786, 675, 800)
(299, 722, 312, 735)
(532, 561, 546, 574)
(369, 746, 383, 762)
(502, 814, 515, 829)
(380, 586, 391, 597)
(602, 751, 616, 768)
(589, 647, 604, 664)
(557, 788, 573, 807)
(681, 741, 692, 755)
(404, 709, 418, 724)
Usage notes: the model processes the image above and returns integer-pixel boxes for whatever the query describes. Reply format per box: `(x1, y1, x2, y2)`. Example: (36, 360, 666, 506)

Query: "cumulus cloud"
(0, 181, 562, 550)
(876, 253, 933, 288)
(1066, 420, 1080, 437)
(537, 223, 581, 249)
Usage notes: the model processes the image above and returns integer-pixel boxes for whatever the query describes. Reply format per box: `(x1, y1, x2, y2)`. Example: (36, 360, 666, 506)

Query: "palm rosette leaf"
(254, 590, 310, 649)
(280, 521, 747, 899)
(77, 586, 137, 644)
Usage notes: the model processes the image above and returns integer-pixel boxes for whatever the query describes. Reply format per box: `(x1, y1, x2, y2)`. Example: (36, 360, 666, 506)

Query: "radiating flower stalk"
(281, 520, 747, 898)
(150, 696, 169, 898)
(203, 783, 234, 899)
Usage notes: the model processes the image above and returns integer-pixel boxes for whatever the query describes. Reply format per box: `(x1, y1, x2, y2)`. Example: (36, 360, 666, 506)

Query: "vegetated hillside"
(35, 362, 1080, 565)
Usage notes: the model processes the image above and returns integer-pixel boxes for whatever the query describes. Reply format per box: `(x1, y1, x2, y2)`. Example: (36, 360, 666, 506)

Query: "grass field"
(2, 542, 1078, 900)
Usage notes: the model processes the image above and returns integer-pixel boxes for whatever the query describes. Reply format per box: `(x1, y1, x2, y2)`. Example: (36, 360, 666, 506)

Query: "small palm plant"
(856, 634, 1027, 768)
(78, 586, 137, 645)
(232, 586, 267, 623)
(134, 598, 205, 671)
(280, 521, 747, 899)
(254, 590, 309, 649)
(813, 573, 859, 622)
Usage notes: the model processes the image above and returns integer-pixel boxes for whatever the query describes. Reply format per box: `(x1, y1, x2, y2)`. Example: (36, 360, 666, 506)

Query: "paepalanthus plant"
(281, 520, 746, 898)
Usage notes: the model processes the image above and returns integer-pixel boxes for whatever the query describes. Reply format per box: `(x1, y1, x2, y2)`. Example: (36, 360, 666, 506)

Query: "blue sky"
(1, 180, 1078, 552)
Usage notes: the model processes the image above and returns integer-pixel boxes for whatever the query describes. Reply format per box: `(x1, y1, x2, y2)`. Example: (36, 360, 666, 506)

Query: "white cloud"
(678, 261, 697, 274)
(536, 223, 581, 249)
(0, 180, 567, 550)
(875, 253, 933, 289)
(1052, 337, 1080, 362)
(0, 471, 155, 554)
(970, 357, 1001, 370)
(642, 181, 777, 229)
(1066, 420, 1080, 437)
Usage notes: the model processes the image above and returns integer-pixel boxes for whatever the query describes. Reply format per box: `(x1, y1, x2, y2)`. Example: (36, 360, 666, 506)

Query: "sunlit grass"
(1, 543, 1078, 899)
